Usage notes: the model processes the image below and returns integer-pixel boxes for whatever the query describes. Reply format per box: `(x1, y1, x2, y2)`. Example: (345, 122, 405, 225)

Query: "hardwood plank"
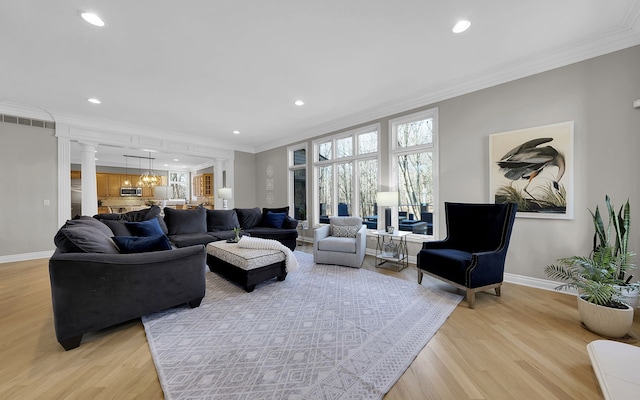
(1, 244, 637, 399)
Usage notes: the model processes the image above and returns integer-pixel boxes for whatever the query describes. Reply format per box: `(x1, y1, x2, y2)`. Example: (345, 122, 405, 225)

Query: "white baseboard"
(503, 272, 577, 294)
(0, 250, 54, 264)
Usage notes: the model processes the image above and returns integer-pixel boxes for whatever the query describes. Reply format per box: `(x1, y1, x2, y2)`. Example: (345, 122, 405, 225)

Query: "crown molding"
(254, 26, 640, 153)
(0, 100, 54, 121)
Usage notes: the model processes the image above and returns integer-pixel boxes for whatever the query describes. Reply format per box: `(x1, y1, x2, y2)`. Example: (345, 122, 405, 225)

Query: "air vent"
(1, 114, 55, 129)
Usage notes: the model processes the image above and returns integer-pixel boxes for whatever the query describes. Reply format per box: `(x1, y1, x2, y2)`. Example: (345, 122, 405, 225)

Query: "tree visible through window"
(169, 172, 189, 200)
(314, 125, 379, 225)
(391, 110, 437, 236)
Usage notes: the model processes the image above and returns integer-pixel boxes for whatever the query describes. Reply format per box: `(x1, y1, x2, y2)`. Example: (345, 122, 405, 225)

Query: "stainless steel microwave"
(120, 187, 142, 197)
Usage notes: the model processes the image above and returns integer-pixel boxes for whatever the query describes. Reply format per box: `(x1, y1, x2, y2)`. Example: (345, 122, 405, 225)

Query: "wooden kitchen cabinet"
(192, 173, 213, 197)
(96, 174, 109, 197)
(203, 174, 213, 196)
(108, 174, 122, 197)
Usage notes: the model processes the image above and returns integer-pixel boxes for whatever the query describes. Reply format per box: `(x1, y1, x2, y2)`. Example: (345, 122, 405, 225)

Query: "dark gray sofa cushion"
(235, 207, 262, 229)
(168, 232, 217, 248)
(54, 225, 120, 254)
(66, 216, 114, 237)
(101, 219, 132, 236)
(164, 207, 207, 235)
(206, 209, 240, 231)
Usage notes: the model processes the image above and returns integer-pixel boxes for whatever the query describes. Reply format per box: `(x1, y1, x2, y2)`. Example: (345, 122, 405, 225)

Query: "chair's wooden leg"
(466, 289, 475, 309)
(495, 286, 501, 297)
(417, 270, 423, 284)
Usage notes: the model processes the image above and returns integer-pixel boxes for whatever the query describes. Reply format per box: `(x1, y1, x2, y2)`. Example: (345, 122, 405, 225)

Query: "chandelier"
(124, 153, 160, 188)
(139, 152, 160, 188)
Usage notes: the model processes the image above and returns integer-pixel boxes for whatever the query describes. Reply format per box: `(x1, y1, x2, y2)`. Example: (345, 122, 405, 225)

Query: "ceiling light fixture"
(452, 20, 471, 33)
(88, 98, 101, 104)
(139, 153, 160, 188)
(233, 130, 240, 135)
(294, 100, 304, 106)
(81, 12, 106, 27)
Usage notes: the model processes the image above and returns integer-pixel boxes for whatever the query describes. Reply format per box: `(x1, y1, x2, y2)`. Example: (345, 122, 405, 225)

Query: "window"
(169, 172, 189, 200)
(390, 109, 438, 236)
(313, 125, 379, 225)
(288, 144, 307, 221)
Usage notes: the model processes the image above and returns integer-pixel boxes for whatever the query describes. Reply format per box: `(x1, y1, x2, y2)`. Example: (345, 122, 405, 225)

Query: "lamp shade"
(153, 185, 169, 199)
(218, 187, 232, 199)
(376, 191, 398, 207)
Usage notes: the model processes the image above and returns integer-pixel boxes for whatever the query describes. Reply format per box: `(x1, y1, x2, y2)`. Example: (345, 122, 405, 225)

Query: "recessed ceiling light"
(452, 20, 471, 33)
(173, 158, 179, 162)
(81, 12, 106, 27)
(163, 164, 169, 167)
(88, 98, 101, 104)
(294, 100, 304, 106)
(140, 149, 158, 153)
(233, 130, 240, 135)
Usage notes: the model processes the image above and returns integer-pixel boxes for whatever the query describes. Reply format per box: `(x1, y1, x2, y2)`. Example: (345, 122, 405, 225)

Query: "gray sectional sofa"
(48, 205, 298, 350)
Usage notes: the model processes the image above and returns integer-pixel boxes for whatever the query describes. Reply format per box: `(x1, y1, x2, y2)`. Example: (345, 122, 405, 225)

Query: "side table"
(375, 230, 410, 271)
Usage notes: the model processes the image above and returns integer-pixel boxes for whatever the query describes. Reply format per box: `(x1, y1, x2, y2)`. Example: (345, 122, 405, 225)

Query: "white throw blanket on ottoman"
(238, 236, 299, 272)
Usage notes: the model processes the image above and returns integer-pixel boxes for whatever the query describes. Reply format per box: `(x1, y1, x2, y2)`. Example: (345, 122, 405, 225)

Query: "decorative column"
(80, 142, 98, 216)
(57, 136, 71, 225)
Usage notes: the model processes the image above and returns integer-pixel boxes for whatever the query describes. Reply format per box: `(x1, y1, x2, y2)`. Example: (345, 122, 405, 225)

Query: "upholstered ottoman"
(206, 241, 287, 292)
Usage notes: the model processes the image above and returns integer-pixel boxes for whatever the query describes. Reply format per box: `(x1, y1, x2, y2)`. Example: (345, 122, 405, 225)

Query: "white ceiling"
(1, 1, 640, 169)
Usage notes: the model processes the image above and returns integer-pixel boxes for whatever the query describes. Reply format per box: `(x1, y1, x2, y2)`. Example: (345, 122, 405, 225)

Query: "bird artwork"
(496, 137, 566, 209)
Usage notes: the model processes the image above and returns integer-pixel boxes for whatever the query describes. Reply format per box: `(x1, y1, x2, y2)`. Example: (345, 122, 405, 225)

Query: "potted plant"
(592, 196, 638, 306)
(544, 196, 636, 338)
(232, 227, 242, 242)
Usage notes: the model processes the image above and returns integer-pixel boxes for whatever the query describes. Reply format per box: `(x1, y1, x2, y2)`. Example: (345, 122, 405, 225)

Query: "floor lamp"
(376, 191, 398, 233)
(218, 187, 232, 210)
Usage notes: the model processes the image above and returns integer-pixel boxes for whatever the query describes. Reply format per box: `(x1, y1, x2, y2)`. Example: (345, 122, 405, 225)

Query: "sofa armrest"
(282, 216, 298, 229)
(49, 245, 206, 349)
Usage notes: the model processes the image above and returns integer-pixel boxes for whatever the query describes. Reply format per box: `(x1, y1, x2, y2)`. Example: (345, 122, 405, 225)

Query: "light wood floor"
(2, 243, 638, 399)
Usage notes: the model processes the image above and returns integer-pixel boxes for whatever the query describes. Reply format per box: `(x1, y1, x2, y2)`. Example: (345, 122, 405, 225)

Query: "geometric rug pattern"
(142, 251, 462, 399)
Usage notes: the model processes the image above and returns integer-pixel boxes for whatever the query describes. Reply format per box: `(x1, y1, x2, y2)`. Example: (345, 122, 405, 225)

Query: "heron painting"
(489, 122, 574, 219)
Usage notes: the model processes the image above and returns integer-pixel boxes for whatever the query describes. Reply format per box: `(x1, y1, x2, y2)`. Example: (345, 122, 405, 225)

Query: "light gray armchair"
(313, 216, 367, 268)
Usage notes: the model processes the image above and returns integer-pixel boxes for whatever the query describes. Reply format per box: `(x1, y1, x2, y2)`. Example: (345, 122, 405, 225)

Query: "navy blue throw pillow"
(125, 218, 165, 237)
(263, 211, 287, 228)
(113, 235, 172, 253)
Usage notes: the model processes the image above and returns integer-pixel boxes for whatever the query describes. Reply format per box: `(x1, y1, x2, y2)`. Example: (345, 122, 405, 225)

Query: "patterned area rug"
(142, 251, 462, 400)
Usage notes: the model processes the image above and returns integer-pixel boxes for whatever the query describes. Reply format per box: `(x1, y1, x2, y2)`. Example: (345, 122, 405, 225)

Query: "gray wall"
(255, 45, 640, 281)
(233, 151, 257, 208)
(255, 149, 289, 210)
(0, 123, 58, 257)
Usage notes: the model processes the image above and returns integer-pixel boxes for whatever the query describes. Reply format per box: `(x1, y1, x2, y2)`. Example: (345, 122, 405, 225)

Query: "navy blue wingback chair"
(417, 202, 517, 308)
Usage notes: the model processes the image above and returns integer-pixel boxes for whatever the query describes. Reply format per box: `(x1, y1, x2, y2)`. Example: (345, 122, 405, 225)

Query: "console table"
(374, 230, 410, 271)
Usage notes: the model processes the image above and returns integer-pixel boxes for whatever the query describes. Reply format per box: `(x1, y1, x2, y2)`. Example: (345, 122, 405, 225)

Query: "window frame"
(287, 142, 308, 220)
(389, 108, 439, 239)
(168, 171, 190, 201)
(312, 124, 380, 227)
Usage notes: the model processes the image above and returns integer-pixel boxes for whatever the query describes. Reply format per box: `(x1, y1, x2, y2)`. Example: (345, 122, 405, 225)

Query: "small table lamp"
(376, 191, 398, 232)
(218, 187, 232, 210)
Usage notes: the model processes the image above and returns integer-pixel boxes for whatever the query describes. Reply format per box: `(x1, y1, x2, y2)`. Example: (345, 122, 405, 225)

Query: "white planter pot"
(577, 296, 634, 338)
(615, 285, 640, 308)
